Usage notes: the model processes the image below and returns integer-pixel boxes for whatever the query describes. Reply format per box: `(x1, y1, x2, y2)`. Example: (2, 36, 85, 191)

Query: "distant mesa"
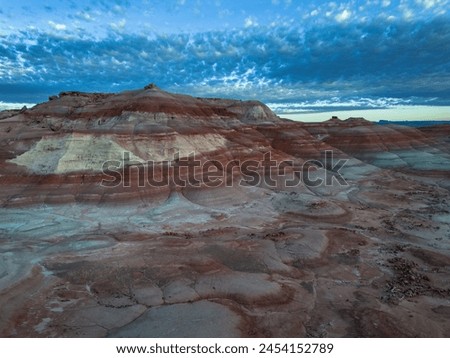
(326, 115, 341, 123)
(378, 119, 450, 128)
(324, 116, 371, 126)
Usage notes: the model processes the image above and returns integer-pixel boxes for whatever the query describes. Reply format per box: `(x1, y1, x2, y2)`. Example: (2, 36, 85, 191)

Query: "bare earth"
(0, 87, 449, 337)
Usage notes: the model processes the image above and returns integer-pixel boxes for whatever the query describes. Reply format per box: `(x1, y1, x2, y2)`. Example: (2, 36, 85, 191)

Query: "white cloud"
(403, 8, 415, 19)
(266, 97, 414, 113)
(399, 0, 417, 20)
(110, 19, 127, 31)
(310, 9, 319, 16)
(244, 16, 258, 28)
(382, 0, 391, 7)
(77, 11, 94, 22)
(0, 101, 36, 111)
(416, 0, 436, 8)
(335, 9, 352, 22)
(48, 21, 66, 31)
(416, 0, 449, 9)
(23, 39, 38, 47)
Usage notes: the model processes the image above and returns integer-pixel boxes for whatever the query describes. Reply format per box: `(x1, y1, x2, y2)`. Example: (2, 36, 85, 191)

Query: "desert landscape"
(0, 85, 449, 338)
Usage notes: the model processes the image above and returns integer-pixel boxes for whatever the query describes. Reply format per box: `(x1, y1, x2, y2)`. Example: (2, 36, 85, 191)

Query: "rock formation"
(0, 86, 449, 337)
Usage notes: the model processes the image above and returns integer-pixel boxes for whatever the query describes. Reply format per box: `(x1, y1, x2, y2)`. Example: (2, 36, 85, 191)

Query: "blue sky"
(1, 0, 449, 114)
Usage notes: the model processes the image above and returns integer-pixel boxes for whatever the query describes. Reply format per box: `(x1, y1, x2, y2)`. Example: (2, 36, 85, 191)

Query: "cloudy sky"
(1, 0, 449, 115)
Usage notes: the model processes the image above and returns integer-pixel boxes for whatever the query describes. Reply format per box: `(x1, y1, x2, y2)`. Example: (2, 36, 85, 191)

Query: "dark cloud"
(0, 17, 449, 105)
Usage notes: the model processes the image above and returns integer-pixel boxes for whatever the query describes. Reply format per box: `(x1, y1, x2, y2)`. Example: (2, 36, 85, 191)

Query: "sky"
(0, 0, 450, 119)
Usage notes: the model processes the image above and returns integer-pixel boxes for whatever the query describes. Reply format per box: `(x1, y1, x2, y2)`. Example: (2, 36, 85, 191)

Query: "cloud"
(0, 101, 36, 111)
(75, 11, 95, 22)
(402, 8, 415, 19)
(415, 0, 442, 8)
(244, 16, 258, 28)
(48, 21, 67, 31)
(266, 97, 416, 114)
(0, 18, 449, 106)
(110, 18, 127, 31)
(335, 9, 352, 22)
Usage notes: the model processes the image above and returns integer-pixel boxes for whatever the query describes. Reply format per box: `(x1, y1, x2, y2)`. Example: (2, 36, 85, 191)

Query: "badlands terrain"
(0, 85, 449, 337)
